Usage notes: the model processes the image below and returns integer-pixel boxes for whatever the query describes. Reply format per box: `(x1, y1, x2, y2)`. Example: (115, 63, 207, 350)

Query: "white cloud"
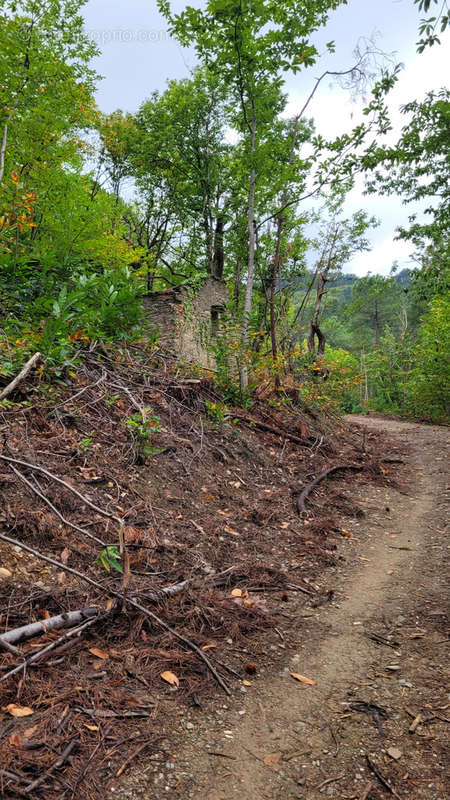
(348, 235, 415, 277)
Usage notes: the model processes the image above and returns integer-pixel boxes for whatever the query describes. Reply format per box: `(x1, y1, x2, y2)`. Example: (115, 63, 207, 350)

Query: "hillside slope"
(0, 345, 399, 798)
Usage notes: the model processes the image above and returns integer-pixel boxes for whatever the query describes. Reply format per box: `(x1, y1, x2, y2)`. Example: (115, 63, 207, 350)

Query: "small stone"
(185, 722, 194, 730)
(387, 747, 402, 761)
(0, 567, 13, 577)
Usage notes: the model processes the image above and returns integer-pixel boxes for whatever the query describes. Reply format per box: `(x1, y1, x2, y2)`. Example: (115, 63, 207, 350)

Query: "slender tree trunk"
(234, 259, 242, 311)
(307, 270, 328, 356)
(212, 214, 224, 279)
(240, 112, 257, 391)
(373, 299, 380, 350)
(360, 349, 369, 408)
(0, 112, 13, 183)
(269, 215, 283, 363)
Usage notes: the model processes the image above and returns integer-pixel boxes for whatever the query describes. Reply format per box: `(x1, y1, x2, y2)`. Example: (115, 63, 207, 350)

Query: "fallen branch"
(24, 739, 78, 794)
(0, 532, 231, 695)
(141, 567, 234, 603)
(52, 373, 106, 411)
(366, 755, 402, 800)
(116, 740, 155, 777)
(0, 352, 41, 403)
(295, 464, 363, 514)
(71, 725, 112, 795)
(408, 713, 423, 733)
(0, 607, 98, 646)
(0, 611, 108, 684)
(0, 637, 21, 656)
(7, 464, 106, 547)
(0, 453, 122, 525)
(313, 773, 344, 791)
(366, 632, 400, 649)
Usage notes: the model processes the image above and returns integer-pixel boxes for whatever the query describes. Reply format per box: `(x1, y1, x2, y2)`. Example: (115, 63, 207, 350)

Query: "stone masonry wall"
(142, 278, 229, 368)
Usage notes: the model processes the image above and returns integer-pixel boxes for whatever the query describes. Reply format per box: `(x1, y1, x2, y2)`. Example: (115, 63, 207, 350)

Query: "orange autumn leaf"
(290, 672, 316, 686)
(89, 647, 109, 660)
(161, 670, 179, 687)
(2, 704, 34, 717)
(264, 752, 281, 768)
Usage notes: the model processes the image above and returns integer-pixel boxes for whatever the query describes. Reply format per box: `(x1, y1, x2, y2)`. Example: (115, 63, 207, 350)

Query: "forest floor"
(0, 351, 448, 800)
(114, 417, 450, 800)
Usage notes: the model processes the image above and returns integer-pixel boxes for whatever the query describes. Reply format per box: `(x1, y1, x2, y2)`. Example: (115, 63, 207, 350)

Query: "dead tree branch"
(0, 612, 108, 684)
(0, 353, 42, 403)
(7, 464, 107, 547)
(231, 414, 309, 446)
(0, 608, 98, 647)
(0, 453, 123, 526)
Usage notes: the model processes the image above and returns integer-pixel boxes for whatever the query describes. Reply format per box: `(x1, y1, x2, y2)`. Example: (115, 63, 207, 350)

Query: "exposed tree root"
(295, 463, 363, 515)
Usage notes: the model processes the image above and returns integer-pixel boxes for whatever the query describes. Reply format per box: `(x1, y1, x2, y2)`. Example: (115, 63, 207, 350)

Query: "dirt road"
(113, 417, 449, 800)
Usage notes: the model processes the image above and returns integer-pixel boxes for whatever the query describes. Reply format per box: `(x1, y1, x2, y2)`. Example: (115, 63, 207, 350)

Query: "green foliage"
(96, 545, 123, 574)
(0, 264, 143, 379)
(0, 0, 446, 430)
(204, 400, 228, 424)
(413, 0, 449, 50)
(364, 89, 450, 300)
(125, 408, 163, 462)
(76, 435, 94, 456)
(405, 295, 450, 422)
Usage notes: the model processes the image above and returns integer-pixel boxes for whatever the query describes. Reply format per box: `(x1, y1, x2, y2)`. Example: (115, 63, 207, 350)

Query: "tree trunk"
(373, 299, 380, 350)
(240, 112, 257, 391)
(212, 213, 225, 279)
(0, 117, 11, 183)
(269, 215, 283, 362)
(307, 271, 328, 356)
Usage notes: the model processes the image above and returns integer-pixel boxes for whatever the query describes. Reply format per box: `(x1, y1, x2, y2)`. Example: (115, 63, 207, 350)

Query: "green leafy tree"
(406, 294, 450, 421)
(157, 0, 349, 386)
(131, 69, 230, 289)
(364, 89, 450, 300)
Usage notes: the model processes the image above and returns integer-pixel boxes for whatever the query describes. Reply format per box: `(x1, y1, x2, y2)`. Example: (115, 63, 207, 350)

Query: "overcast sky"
(82, 0, 449, 276)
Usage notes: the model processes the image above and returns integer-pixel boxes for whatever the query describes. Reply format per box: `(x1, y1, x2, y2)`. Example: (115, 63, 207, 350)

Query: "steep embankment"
(0, 349, 421, 799)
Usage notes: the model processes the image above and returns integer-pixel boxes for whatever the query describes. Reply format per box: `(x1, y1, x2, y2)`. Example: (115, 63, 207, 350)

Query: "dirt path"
(113, 417, 449, 800)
